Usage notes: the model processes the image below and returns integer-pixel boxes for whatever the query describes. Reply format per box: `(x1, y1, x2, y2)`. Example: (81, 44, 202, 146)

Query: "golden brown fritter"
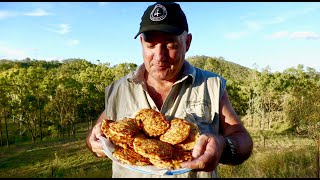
(134, 108, 170, 137)
(149, 149, 193, 169)
(101, 119, 139, 149)
(133, 136, 173, 160)
(101, 119, 114, 138)
(112, 146, 152, 166)
(109, 133, 135, 149)
(160, 118, 191, 145)
(109, 117, 141, 137)
(174, 122, 200, 151)
(109, 132, 146, 149)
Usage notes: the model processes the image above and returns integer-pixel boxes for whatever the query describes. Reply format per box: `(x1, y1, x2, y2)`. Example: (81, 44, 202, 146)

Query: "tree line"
(187, 55, 319, 137)
(0, 58, 136, 147)
(0, 56, 319, 147)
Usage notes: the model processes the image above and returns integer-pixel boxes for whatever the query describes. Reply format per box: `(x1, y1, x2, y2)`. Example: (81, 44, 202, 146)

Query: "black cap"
(134, 2, 189, 39)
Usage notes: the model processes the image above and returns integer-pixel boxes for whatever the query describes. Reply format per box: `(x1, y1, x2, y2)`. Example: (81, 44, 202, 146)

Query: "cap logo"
(150, 4, 167, 22)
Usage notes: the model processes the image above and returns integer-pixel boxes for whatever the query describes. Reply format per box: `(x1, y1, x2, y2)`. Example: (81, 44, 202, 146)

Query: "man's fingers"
(93, 122, 103, 137)
(181, 134, 210, 169)
(95, 149, 107, 157)
(88, 122, 107, 157)
(181, 155, 206, 169)
(91, 139, 107, 157)
(181, 134, 219, 172)
(192, 134, 209, 158)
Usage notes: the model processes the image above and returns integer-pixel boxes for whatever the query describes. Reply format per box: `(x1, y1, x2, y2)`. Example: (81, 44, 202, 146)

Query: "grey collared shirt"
(104, 60, 226, 178)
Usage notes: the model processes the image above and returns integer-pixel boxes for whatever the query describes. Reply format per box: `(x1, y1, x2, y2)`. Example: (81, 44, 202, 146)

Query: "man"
(86, 2, 253, 178)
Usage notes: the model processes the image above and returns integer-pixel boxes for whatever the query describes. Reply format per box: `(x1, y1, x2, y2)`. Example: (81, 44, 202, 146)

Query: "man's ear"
(186, 33, 192, 52)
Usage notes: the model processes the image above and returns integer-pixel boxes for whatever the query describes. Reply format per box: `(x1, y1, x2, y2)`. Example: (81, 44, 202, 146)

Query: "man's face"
(140, 31, 191, 82)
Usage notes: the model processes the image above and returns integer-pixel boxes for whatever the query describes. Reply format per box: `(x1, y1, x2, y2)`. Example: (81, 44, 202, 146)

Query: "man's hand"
(180, 133, 226, 172)
(86, 121, 107, 157)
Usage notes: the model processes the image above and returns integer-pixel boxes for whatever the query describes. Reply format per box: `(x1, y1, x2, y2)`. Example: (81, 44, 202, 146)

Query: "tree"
(74, 63, 114, 129)
(282, 65, 320, 136)
(0, 71, 12, 147)
(112, 62, 137, 80)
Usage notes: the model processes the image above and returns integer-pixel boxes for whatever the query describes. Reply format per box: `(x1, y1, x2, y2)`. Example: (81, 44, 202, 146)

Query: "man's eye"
(167, 43, 177, 49)
(146, 43, 155, 48)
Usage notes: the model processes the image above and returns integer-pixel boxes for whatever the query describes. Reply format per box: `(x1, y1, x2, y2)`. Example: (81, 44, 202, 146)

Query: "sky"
(0, 2, 319, 72)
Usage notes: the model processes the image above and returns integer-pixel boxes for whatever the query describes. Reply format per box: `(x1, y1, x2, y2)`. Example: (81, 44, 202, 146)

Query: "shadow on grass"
(0, 137, 114, 178)
(0, 144, 63, 169)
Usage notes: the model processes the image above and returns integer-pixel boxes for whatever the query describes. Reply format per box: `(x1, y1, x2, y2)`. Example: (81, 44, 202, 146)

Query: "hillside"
(186, 55, 253, 83)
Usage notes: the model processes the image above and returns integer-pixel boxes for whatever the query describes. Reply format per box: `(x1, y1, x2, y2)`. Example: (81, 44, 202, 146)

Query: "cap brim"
(134, 24, 184, 39)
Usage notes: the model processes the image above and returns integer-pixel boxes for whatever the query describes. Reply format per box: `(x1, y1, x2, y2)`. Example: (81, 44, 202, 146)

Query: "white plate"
(98, 136, 192, 175)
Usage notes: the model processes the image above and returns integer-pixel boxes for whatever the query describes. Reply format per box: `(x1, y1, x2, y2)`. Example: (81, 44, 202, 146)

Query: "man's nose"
(154, 45, 167, 61)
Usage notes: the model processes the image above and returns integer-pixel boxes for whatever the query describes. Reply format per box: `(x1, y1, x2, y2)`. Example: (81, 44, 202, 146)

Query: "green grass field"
(0, 123, 318, 178)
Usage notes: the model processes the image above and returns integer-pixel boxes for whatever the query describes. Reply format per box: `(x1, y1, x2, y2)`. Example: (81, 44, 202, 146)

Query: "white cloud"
(285, 5, 320, 19)
(24, 8, 50, 16)
(226, 14, 285, 40)
(267, 31, 320, 40)
(231, 3, 319, 40)
(98, 2, 110, 6)
(33, 56, 65, 61)
(67, 39, 80, 47)
(0, 44, 65, 61)
(0, 46, 28, 59)
(0, 8, 50, 20)
(289, 31, 320, 40)
(47, 24, 70, 35)
(268, 31, 289, 39)
(263, 4, 320, 26)
(224, 31, 248, 39)
(265, 16, 286, 25)
(0, 10, 18, 20)
(245, 21, 263, 31)
(239, 12, 257, 21)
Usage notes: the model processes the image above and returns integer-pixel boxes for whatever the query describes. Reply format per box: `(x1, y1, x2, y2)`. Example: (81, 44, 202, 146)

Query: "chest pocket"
(185, 99, 213, 124)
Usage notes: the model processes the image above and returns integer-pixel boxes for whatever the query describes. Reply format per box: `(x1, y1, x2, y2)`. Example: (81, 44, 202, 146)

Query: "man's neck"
(145, 74, 175, 110)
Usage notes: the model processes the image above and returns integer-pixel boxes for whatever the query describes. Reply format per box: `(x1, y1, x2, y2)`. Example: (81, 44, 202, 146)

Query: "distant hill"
(186, 55, 253, 83)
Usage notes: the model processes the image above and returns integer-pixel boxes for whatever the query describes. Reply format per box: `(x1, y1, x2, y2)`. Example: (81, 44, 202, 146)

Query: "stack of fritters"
(101, 108, 200, 169)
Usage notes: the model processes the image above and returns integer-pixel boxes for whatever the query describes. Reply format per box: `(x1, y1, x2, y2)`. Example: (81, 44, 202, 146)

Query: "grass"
(0, 138, 113, 178)
(217, 143, 317, 178)
(217, 127, 318, 178)
(0, 122, 113, 178)
(0, 123, 318, 178)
